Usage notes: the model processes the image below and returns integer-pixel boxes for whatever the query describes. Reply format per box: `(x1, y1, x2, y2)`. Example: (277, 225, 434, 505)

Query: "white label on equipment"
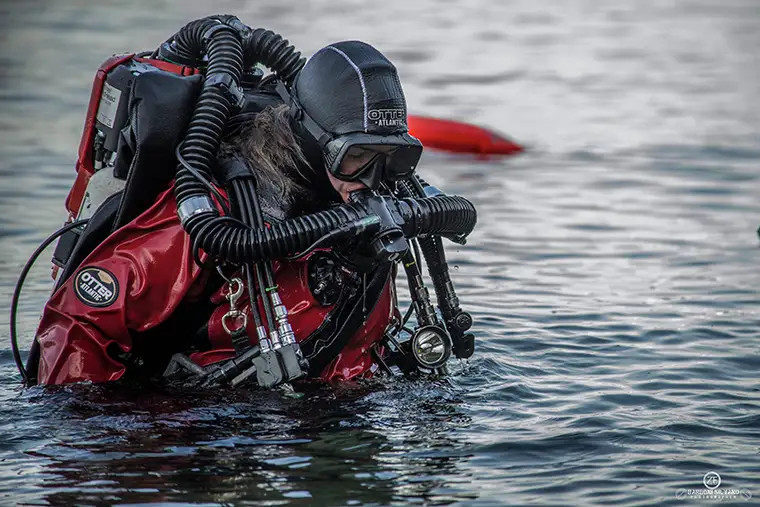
(96, 82, 121, 129)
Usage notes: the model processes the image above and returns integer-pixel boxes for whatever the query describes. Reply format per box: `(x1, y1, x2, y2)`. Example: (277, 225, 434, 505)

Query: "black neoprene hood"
(283, 40, 423, 188)
(294, 40, 410, 136)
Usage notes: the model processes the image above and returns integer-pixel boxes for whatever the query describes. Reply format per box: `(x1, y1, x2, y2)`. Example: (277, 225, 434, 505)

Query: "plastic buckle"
(204, 73, 245, 112)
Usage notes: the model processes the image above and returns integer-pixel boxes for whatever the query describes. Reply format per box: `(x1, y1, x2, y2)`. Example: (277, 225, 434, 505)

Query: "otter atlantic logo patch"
(368, 108, 405, 127)
(74, 267, 119, 307)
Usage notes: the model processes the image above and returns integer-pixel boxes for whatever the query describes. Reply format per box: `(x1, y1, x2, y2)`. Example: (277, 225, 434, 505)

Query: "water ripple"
(2, 0, 760, 506)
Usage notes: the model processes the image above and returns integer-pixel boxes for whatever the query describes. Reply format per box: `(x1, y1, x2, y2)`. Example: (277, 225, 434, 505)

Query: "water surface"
(1, 1, 759, 505)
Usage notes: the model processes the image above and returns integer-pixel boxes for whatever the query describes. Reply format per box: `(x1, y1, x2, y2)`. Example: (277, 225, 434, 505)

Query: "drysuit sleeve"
(36, 187, 206, 385)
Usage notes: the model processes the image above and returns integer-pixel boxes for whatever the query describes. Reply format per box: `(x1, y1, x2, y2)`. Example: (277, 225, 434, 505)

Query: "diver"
(12, 17, 478, 388)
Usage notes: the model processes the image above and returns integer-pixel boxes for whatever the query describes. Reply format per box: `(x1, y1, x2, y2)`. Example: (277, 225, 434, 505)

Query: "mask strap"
(275, 80, 333, 148)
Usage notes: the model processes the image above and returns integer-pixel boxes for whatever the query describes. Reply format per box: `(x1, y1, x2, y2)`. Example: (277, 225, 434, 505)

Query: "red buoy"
(408, 115, 523, 156)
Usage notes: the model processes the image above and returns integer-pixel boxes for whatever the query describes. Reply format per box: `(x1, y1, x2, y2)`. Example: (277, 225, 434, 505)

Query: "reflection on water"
(1, 0, 760, 506)
(5, 379, 475, 506)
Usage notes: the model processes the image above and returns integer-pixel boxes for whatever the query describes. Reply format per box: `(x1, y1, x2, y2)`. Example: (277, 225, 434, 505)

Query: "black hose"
(173, 20, 244, 203)
(397, 195, 477, 239)
(243, 178, 278, 325)
(192, 205, 357, 264)
(188, 194, 473, 265)
(399, 248, 437, 327)
(244, 264, 263, 329)
(245, 29, 305, 85)
(10, 219, 90, 383)
(225, 183, 266, 352)
(232, 179, 276, 330)
(228, 186, 265, 334)
(169, 18, 216, 63)
(168, 17, 304, 83)
(418, 239, 451, 302)
(176, 145, 230, 215)
(167, 15, 241, 64)
(398, 180, 451, 301)
(401, 239, 424, 327)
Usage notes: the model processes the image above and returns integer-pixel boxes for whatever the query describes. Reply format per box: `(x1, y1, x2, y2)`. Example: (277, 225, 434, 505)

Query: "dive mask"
(275, 80, 423, 190)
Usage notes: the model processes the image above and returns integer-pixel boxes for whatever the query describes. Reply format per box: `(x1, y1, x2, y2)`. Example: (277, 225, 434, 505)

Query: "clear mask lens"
(337, 145, 398, 179)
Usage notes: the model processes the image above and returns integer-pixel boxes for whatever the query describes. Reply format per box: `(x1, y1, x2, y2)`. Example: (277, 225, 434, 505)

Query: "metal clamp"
(177, 196, 216, 226)
(222, 277, 248, 336)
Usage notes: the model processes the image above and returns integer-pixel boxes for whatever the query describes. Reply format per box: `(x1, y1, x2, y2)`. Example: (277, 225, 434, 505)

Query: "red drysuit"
(35, 186, 395, 385)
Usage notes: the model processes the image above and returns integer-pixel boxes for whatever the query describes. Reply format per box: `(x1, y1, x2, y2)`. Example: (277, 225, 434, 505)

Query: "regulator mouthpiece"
(348, 189, 408, 265)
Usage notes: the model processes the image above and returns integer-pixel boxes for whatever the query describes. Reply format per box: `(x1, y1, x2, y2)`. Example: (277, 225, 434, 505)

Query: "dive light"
(410, 325, 452, 370)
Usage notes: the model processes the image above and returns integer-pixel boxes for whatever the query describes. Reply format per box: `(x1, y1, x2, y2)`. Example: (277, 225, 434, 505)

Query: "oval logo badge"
(74, 267, 119, 307)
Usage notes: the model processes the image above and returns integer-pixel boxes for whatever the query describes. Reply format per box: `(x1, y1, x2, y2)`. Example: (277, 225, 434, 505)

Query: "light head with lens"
(410, 325, 453, 370)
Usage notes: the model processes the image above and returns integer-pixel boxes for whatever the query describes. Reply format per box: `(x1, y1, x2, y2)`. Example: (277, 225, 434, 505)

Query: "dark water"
(1, 1, 759, 505)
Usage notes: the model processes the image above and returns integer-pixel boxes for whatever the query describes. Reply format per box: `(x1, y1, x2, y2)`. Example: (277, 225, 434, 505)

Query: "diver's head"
(279, 40, 423, 201)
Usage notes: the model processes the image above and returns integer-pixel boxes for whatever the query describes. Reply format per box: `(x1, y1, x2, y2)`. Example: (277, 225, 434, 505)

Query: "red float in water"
(408, 115, 524, 156)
